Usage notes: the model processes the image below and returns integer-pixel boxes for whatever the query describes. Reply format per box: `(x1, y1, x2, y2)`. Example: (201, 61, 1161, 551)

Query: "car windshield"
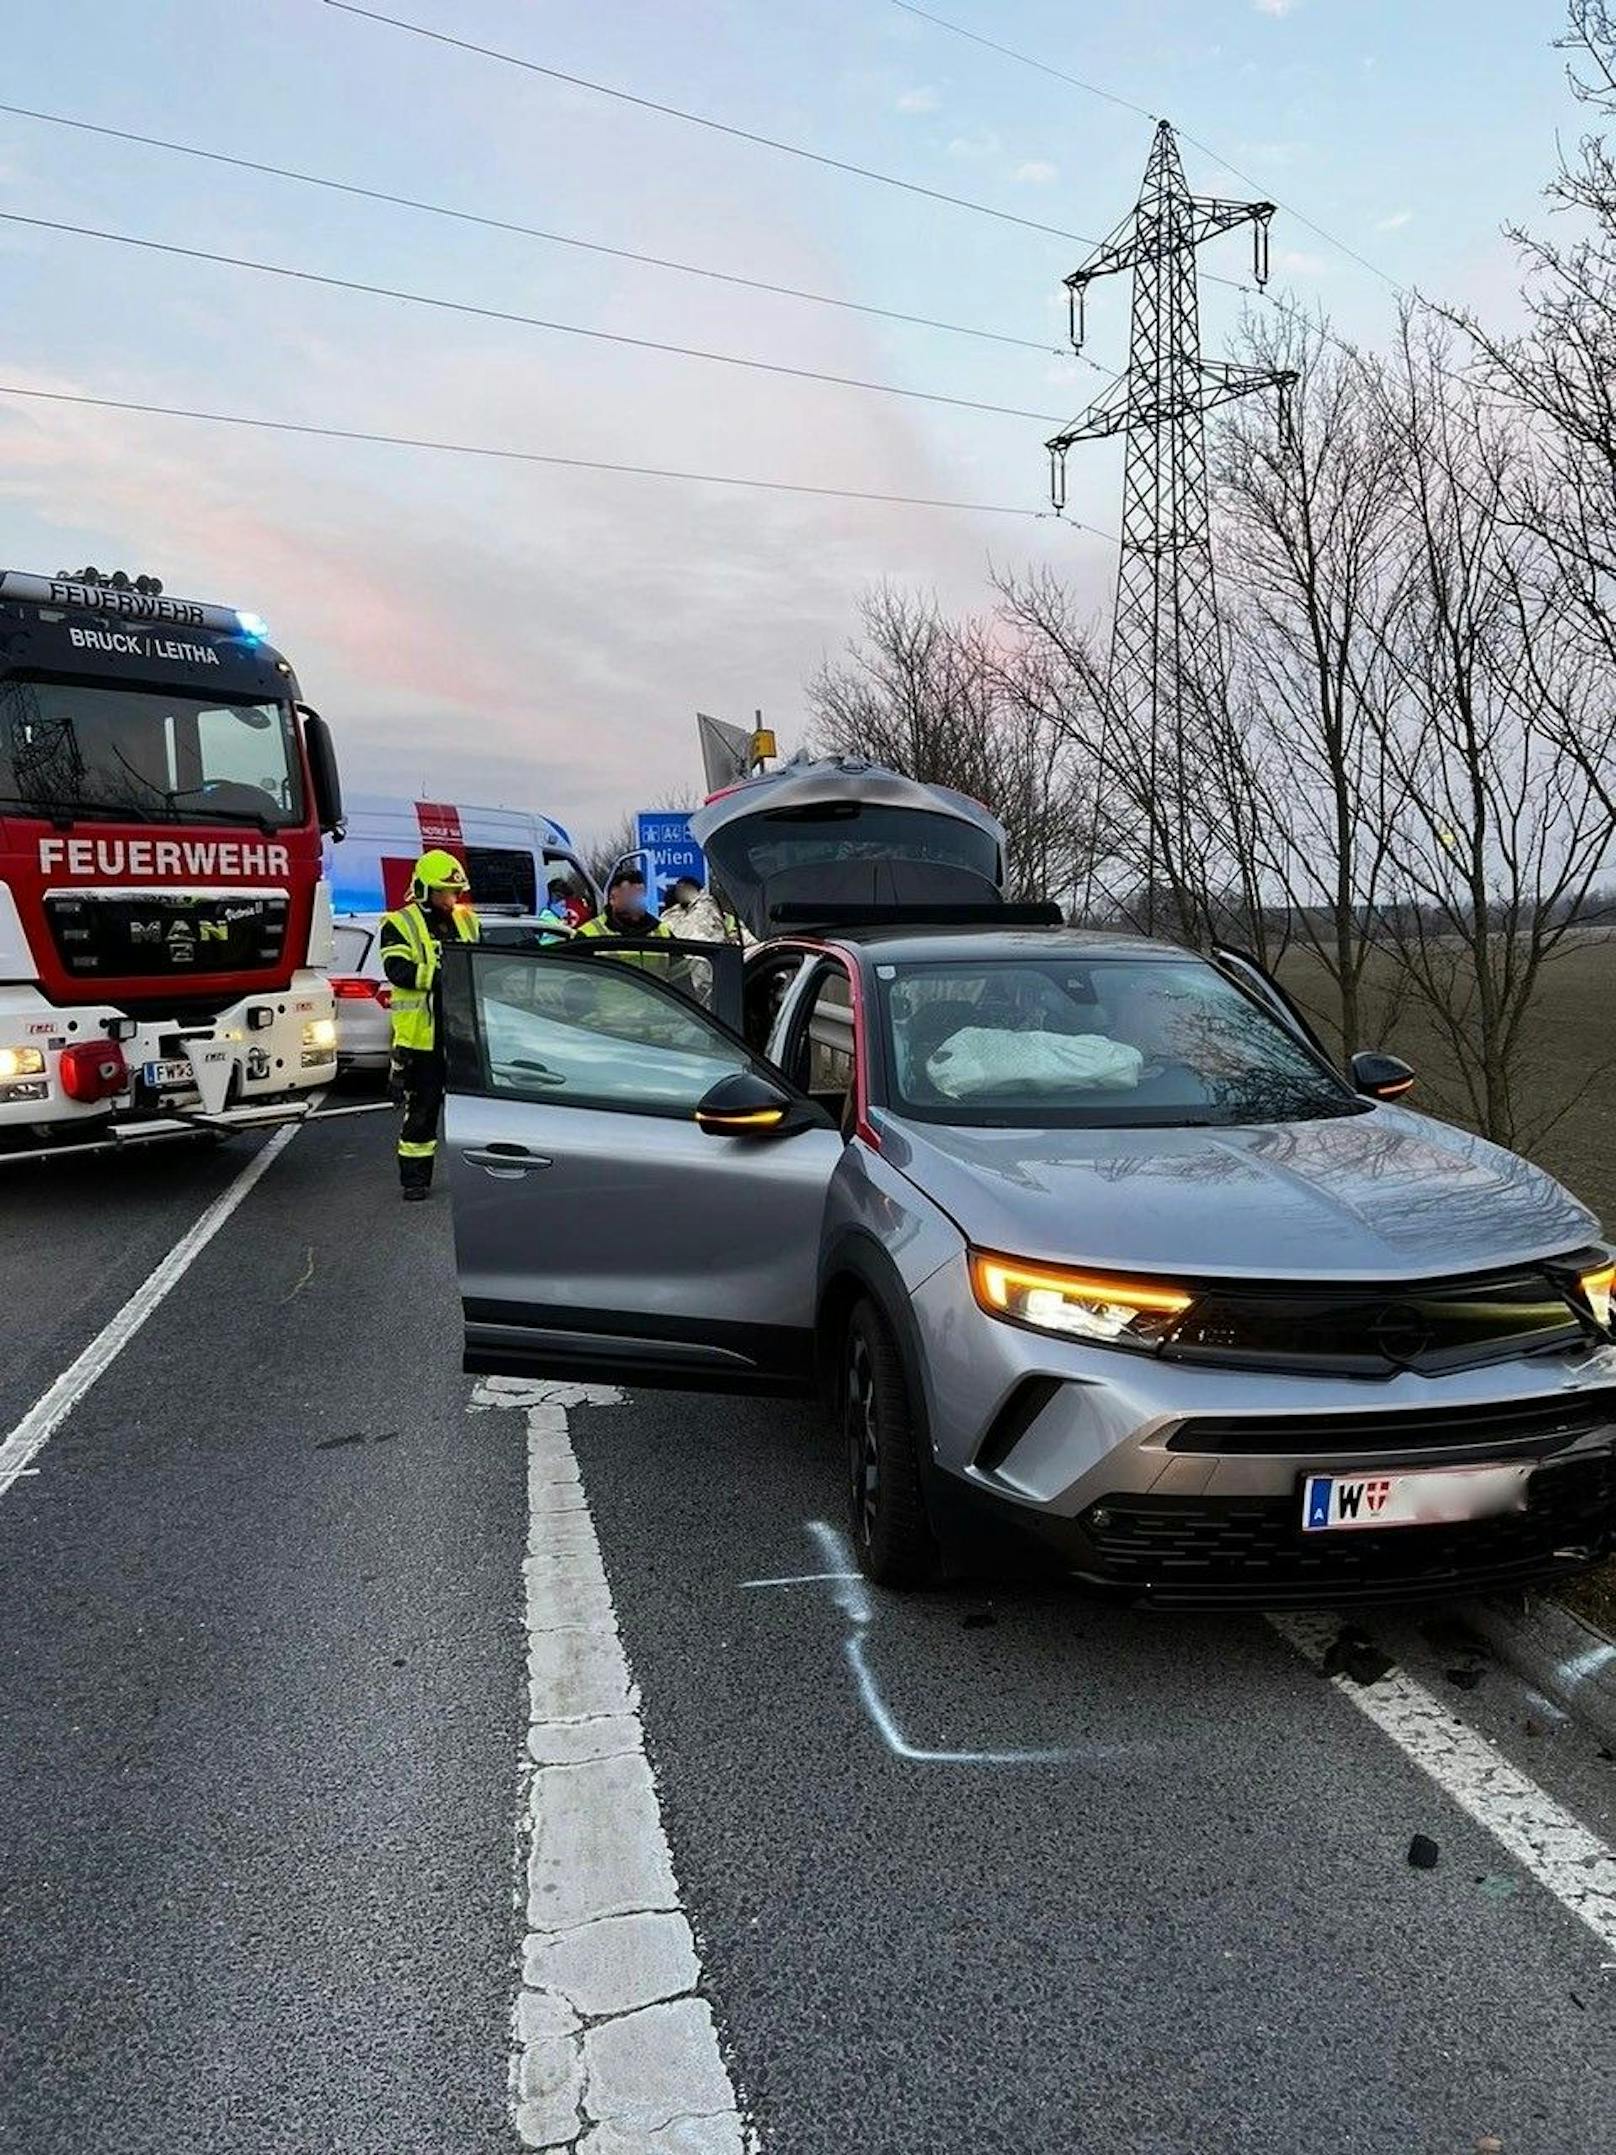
(0, 678, 303, 828)
(877, 954, 1363, 1128)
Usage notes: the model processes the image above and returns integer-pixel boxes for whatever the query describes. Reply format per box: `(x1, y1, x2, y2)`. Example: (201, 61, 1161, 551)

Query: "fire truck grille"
(45, 891, 289, 980)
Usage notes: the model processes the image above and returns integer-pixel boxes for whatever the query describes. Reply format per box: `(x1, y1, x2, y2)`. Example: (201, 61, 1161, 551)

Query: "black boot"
(402, 1183, 430, 1203)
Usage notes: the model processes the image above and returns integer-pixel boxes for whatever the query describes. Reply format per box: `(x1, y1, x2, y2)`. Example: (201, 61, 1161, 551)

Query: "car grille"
(1080, 1455, 1616, 1602)
(1165, 1388, 1616, 1456)
(1160, 1258, 1600, 1377)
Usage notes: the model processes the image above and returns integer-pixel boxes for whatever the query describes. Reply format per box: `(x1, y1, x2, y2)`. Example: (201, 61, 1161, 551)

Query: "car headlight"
(302, 1017, 338, 1051)
(970, 1250, 1192, 1347)
(1579, 1260, 1615, 1329)
(0, 1047, 46, 1080)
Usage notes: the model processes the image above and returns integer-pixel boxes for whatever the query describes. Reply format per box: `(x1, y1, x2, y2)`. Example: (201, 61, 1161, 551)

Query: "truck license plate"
(1301, 1463, 1532, 1532)
(143, 1057, 195, 1090)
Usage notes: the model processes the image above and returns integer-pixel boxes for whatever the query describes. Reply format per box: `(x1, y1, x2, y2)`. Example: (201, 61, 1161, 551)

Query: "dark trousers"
(394, 1047, 445, 1189)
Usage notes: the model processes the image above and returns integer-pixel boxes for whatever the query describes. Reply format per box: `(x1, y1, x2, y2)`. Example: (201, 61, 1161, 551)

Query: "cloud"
(1253, 0, 1297, 14)
(1375, 209, 1413, 231)
(946, 130, 1002, 161)
(1276, 248, 1326, 275)
(895, 86, 940, 113)
(1012, 160, 1059, 187)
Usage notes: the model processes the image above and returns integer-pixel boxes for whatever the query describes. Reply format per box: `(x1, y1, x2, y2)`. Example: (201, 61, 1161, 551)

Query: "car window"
(468, 952, 751, 1116)
(878, 956, 1361, 1128)
(801, 969, 855, 1097)
(331, 923, 372, 970)
(744, 952, 805, 1053)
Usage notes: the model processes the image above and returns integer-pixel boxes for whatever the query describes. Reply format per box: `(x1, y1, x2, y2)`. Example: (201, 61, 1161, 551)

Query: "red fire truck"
(0, 568, 344, 1158)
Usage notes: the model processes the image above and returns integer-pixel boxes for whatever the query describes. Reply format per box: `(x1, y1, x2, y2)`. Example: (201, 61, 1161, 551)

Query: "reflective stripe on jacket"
(379, 900, 480, 1052)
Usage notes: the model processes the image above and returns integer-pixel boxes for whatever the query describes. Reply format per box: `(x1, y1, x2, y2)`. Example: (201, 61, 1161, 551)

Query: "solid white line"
(0, 1125, 298, 1502)
(470, 1376, 750, 2152)
(1271, 1612, 1616, 1954)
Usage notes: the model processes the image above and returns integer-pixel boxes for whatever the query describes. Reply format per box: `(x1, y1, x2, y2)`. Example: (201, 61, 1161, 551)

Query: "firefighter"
(380, 848, 480, 1201)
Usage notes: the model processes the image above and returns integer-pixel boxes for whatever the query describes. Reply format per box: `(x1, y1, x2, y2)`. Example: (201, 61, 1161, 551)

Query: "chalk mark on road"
(801, 1519, 1157, 1769)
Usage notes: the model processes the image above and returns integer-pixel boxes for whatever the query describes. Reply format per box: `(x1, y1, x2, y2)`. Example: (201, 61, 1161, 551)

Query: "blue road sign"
(635, 811, 707, 912)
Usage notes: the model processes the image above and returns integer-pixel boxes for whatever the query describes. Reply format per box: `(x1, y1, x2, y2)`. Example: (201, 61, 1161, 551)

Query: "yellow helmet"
(412, 848, 470, 901)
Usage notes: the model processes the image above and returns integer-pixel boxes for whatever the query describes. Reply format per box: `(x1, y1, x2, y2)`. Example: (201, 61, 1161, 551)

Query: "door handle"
(463, 1145, 552, 1177)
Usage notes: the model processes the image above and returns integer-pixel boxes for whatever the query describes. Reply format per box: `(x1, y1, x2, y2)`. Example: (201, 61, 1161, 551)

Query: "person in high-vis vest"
(379, 849, 480, 1201)
(576, 868, 673, 970)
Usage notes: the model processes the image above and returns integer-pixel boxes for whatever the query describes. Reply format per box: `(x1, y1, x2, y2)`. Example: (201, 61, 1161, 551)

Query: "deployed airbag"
(926, 1027, 1144, 1096)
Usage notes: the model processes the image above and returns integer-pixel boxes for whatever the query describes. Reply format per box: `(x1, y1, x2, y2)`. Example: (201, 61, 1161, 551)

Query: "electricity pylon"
(1047, 121, 1294, 928)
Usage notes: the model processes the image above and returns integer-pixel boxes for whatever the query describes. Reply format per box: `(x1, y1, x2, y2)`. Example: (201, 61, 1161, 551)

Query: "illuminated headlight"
(1580, 1261, 1615, 1330)
(0, 1047, 46, 1080)
(970, 1251, 1192, 1348)
(302, 1018, 337, 1052)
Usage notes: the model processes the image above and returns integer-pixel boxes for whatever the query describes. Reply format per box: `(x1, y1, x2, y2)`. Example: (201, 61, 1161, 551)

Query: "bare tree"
(1449, 2, 1616, 828)
(1365, 312, 1614, 1148)
(809, 582, 1101, 903)
(1212, 314, 1409, 1051)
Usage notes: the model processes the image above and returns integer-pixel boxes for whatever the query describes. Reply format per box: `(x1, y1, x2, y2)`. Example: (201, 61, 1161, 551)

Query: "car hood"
(877, 1105, 1600, 1281)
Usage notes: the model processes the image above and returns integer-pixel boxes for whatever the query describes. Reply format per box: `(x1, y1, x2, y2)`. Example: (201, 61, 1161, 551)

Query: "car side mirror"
(1351, 1051, 1415, 1102)
(695, 1069, 804, 1137)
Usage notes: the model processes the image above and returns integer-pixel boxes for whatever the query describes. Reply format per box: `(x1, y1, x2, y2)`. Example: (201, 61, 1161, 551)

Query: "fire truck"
(0, 568, 344, 1158)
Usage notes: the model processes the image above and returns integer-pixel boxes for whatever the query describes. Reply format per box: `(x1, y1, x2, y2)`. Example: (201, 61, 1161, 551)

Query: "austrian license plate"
(143, 1057, 195, 1090)
(1301, 1463, 1533, 1532)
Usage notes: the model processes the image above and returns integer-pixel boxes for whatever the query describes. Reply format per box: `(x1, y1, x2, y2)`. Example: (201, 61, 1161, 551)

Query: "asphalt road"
(3, 1112, 1615, 2152)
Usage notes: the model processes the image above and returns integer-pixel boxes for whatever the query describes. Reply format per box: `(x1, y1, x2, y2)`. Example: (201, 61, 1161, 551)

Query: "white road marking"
(803, 1520, 1158, 1768)
(0, 1125, 298, 1503)
(469, 1376, 752, 2153)
(1271, 1612, 1616, 1953)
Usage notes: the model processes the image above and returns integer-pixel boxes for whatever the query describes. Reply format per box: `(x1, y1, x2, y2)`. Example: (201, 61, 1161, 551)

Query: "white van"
(324, 795, 597, 918)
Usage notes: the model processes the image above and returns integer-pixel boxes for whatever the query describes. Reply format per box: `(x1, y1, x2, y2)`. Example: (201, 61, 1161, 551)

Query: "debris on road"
(1321, 1630, 1395, 1686)
(1408, 1833, 1441, 1870)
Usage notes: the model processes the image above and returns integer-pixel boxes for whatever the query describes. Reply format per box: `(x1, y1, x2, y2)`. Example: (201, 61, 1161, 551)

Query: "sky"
(0, 0, 1585, 838)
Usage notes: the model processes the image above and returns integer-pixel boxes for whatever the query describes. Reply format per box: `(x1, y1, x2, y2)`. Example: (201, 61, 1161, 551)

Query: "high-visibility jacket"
(576, 913, 673, 972)
(379, 900, 480, 1053)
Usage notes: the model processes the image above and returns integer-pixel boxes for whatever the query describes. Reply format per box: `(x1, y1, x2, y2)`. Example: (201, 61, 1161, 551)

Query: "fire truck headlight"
(0, 1047, 46, 1080)
(302, 1018, 337, 1053)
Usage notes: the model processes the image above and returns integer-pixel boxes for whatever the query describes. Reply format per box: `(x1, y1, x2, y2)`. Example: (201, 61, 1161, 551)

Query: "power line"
(0, 102, 1075, 360)
(0, 380, 1117, 527)
(890, 0, 1157, 123)
(323, 0, 1100, 247)
(0, 211, 1072, 426)
(890, 0, 1407, 296)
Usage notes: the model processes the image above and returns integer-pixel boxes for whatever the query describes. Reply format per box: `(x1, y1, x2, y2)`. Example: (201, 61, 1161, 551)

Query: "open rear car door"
(439, 941, 842, 1392)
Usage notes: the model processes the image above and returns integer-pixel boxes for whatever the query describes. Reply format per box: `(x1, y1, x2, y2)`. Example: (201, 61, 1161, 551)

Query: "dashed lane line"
(1272, 1611, 1616, 1954)
(469, 1375, 753, 2153)
(0, 1124, 298, 1503)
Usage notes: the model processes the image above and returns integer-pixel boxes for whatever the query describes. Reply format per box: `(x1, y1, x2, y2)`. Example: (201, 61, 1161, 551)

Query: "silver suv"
(438, 768, 1616, 1604)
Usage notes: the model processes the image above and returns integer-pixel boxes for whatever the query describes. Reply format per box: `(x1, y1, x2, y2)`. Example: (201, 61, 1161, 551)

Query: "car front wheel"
(844, 1299, 937, 1588)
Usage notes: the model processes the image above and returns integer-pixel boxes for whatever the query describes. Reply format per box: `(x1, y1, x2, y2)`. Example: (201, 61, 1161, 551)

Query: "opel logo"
(1368, 1302, 1432, 1366)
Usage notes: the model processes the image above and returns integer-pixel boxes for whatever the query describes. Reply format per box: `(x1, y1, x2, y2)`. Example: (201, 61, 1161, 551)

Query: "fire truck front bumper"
(0, 973, 338, 1137)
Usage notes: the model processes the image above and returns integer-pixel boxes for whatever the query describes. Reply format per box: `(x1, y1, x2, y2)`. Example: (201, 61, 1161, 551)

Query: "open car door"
(439, 943, 843, 1392)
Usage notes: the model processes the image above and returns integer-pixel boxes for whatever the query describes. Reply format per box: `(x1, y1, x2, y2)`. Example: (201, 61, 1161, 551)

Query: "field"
(1282, 935, 1616, 1626)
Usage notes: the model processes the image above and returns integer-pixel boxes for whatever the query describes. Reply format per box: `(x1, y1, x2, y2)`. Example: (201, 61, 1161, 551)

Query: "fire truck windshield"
(0, 679, 304, 828)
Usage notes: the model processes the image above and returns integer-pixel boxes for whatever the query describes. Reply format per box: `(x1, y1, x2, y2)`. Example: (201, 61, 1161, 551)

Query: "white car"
(329, 916, 393, 1077)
